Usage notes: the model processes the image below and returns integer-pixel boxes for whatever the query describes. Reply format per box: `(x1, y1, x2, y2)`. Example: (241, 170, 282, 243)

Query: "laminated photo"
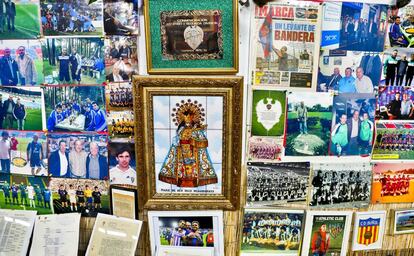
(104, 36, 138, 82)
(104, 0, 139, 36)
(392, 209, 414, 235)
(105, 82, 133, 111)
(285, 92, 333, 156)
(108, 142, 136, 186)
(251, 1, 320, 88)
(376, 86, 414, 120)
(386, 1, 414, 48)
(107, 110, 134, 142)
(246, 162, 310, 207)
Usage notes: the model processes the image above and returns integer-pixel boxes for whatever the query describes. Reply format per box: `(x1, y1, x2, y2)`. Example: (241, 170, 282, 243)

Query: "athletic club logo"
(357, 218, 380, 245)
(184, 25, 204, 50)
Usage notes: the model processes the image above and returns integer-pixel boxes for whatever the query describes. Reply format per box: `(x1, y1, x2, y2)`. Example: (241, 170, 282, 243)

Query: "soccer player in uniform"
(2, 181, 11, 204)
(76, 185, 85, 210)
(109, 148, 136, 186)
(186, 221, 204, 246)
(92, 186, 102, 211)
(19, 182, 27, 205)
(68, 184, 77, 211)
(58, 48, 71, 84)
(43, 187, 51, 209)
(84, 184, 93, 210)
(170, 220, 186, 246)
(27, 183, 35, 208)
(69, 48, 82, 84)
(88, 102, 107, 131)
(34, 185, 43, 207)
(11, 183, 18, 204)
(27, 135, 43, 175)
(47, 104, 64, 132)
(58, 184, 68, 208)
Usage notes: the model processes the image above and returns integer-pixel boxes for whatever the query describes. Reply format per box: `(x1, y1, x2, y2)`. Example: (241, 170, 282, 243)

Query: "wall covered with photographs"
(2, 0, 414, 255)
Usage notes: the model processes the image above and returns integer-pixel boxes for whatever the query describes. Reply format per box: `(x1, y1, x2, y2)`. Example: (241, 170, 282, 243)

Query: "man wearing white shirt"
(355, 67, 374, 93)
(109, 148, 136, 185)
(27, 183, 35, 208)
(49, 140, 70, 177)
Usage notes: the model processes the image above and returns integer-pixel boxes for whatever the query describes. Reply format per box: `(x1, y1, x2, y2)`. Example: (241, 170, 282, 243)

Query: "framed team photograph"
(301, 211, 353, 256)
(0, 130, 47, 176)
(47, 133, 109, 179)
(134, 76, 243, 210)
(44, 85, 107, 132)
(148, 210, 224, 256)
(107, 110, 134, 142)
(247, 89, 286, 162)
(372, 163, 414, 204)
(251, 1, 321, 88)
(246, 162, 310, 207)
(351, 211, 387, 251)
(110, 185, 138, 219)
(392, 209, 414, 235)
(41, 38, 105, 85)
(49, 177, 110, 217)
(0, 0, 40, 39)
(40, 0, 103, 36)
(241, 209, 305, 256)
(105, 82, 133, 111)
(376, 86, 414, 120)
(0, 40, 44, 86)
(372, 122, 414, 160)
(320, 2, 388, 52)
(0, 87, 45, 131)
(104, 0, 139, 36)
(108, 142, 136, 186)
(309, 163, 372, 209)
(0, 174, 53, 214)
(329, 93, 376, 156)
(285, 92, 333, 156)
(143, 0, 238, 74)
(104, 36, 138, 82)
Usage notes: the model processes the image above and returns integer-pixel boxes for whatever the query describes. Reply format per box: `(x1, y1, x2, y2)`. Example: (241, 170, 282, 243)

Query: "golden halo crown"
(171, 99, 205, 126)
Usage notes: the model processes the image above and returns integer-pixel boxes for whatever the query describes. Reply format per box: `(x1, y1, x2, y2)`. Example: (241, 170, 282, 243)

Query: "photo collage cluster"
(0, 0, 140, 218)
(243, 1, 414, 255)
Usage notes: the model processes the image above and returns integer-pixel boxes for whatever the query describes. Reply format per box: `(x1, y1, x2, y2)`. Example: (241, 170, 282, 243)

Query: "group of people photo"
(40, 0, 103, 36)
(378, 173, 411, 197)
(108, 84, 133, 108)
(160, 218, 214, 247)
(241, 212, 302, 251)
(378, 89, 414, 120)
(310, 169, 371, 207)
(318, 66, 375, 93)
(376, 131, 414, 151)
(105, 36, 138, 82)
(104, 1, 139, 36)
(382, 49, 414, 87)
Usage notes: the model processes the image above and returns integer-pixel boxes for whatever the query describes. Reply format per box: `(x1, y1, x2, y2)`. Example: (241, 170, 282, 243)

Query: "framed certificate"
(143, 0, 239, 74)
(110, 186, 138, 219)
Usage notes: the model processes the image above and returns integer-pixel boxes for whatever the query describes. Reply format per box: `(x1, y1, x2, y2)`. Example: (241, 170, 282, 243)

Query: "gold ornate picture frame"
(133, 76, 243, 210)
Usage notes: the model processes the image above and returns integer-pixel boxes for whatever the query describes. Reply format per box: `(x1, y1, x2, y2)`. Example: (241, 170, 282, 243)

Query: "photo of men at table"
(318, 50, 381, 93)
(47, 134, 108, 179)
(329, 93, 376, 156)
(338, 2, 388, 52)
(42, 38, 105, 85)
(44, 85, 107, 132)
(387, 3, 414, 48)
(104, 0, 139, 36)
(104, 36, 138, 82)
(377, 86, 414, 120)
(382, 48, 414, 87)
(40, 0, 103, 36)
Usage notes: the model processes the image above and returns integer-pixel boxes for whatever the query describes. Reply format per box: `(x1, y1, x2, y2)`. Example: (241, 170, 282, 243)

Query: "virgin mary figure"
(158, 99, 218, 187)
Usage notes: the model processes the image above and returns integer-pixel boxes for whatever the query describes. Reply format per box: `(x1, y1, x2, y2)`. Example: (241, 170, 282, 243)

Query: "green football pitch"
(52, 193, 110, 216)
(0, 5, 40, 39)
(0, 191, 53, 214)
(3, 108, 42, 131)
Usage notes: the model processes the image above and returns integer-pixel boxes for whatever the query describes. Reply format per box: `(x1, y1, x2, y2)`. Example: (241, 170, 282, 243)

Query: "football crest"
(184, 25, 204, 50)
(357, 218, 380, 245)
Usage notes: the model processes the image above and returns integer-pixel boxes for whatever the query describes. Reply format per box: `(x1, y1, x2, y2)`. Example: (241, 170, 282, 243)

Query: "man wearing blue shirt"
(47, 104, 64, 131)
(58, 48, 71, 84)
(337, 68, 356, 93)
(27, 135, 43, 175)
(390, 16, 408, 47)
(88, 102, 107, 132)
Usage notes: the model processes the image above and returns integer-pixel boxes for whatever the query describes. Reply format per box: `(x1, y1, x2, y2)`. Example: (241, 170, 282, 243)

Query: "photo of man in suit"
(49, 140, 70, 177)
(5, 0, 15, 32)
(0, 48, 18, 85)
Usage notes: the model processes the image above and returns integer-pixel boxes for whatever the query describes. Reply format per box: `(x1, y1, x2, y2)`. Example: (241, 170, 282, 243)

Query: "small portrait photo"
(105, 82, 133, 110)
(380, 48, 414, 87)
(108, 142, 136, 186)
(44, 85, 107, 132)
(40, 0, 103, 36)
(241, 209, 304, 256)
(392, 209, 414, 235)
(317, 50, 381, 93)
(310, 163, 372, 209)
(148, 210, 224, 256)
(0, 87, 45, 131)
(0, 40, 44, 86)
(49, 177, 110, 217)
(285, 92, 333, 156)
(104, 0, 139, 36)
(104, 36, 138, 82)
(47, 133, 109, 179)
(376, 86, 414, 120)
(246, 162, 310, 207)
(372, 122, 414, 160)
(372, 163, 414, 204)
(0, 174, 53, 214)
(0, 130, 47, 176)
(329, 93, 376, 156)
(107, 110, 134, 142)
(0, 0, 41, 39)
(41, 38, 105, 85)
